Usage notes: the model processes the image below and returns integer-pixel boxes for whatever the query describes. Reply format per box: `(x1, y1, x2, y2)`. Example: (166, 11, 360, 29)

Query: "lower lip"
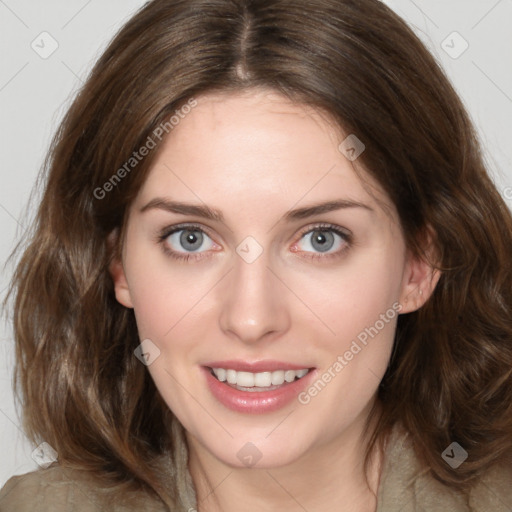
(202, 367, 316, 414)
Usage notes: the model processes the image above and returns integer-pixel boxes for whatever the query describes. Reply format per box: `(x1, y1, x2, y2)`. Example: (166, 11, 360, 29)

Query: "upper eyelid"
(297, 223, 351, 237)
(160, 222, 214, 238)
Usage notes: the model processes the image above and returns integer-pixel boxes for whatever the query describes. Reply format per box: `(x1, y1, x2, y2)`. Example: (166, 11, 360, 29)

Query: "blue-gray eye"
(166, 228, 215, 253)
(298, 229, 346, 253)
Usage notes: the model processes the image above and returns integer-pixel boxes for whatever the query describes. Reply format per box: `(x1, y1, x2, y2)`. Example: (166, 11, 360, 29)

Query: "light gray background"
(1, 0, 511, 486)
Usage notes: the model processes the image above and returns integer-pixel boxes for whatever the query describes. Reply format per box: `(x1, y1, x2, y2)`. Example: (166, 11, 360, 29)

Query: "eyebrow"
(139, 198, 373, 222)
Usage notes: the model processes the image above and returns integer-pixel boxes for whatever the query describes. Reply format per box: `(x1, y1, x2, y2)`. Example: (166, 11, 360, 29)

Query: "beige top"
(1, 423, 511, 511)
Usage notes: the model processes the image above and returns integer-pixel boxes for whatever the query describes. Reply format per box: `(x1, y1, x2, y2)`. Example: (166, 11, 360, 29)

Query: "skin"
(110, 88, 440, 511)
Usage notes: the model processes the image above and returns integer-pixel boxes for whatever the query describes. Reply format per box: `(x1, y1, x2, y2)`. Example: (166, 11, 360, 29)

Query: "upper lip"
(203, 360, 314, 372)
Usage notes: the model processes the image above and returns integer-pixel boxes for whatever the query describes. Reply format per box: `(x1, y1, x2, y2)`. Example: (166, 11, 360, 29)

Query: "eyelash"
(157, 223, 352, 262)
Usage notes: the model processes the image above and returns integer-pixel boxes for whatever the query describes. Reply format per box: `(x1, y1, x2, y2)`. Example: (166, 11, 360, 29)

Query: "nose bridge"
(218, 241, 289, 343)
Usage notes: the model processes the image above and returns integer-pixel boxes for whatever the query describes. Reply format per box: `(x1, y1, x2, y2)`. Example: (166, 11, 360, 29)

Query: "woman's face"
(112, 89, 433, 469)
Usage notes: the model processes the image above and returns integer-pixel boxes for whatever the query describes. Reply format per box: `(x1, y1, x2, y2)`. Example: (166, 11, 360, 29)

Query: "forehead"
(133, 89, 394, 222)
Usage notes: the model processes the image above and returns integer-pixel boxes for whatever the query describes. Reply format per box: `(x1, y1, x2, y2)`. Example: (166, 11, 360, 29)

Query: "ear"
(398, 225, 441, 314)
(107, 229, 134, 309)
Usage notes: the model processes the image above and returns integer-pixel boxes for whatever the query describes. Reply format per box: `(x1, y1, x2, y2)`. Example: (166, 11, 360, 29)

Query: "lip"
(202, 360, 311, 372)
(202, 365, 317, 414)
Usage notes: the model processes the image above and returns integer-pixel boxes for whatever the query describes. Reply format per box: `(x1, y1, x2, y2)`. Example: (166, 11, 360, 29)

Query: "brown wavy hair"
(5, 0, 512, 509)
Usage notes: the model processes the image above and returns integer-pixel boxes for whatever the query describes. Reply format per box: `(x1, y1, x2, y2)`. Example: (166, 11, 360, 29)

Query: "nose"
(218, 248, 291, 345)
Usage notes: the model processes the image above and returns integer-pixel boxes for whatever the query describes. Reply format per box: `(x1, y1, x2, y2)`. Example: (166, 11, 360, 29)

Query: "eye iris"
(180, 230, 203, 251)
(311, 230, 334, 252)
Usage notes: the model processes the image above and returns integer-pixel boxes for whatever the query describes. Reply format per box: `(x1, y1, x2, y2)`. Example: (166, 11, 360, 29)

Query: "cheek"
(298, 246, 404, 350)
(297, 246, 403, 423)
(124, 238, 214, 339)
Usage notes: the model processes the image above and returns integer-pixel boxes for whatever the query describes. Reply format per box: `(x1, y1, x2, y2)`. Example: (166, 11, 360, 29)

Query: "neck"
(187, 400, 386, 512)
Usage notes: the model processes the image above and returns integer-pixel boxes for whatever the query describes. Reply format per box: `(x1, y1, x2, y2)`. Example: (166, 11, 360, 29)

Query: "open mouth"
(207, 366, 313, 392)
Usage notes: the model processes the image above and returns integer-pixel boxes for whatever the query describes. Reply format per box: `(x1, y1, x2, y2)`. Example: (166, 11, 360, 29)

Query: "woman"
(1, 0, 512, 510)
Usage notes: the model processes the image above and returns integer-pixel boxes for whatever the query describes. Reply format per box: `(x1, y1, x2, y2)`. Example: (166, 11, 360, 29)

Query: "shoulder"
(0, 464, 167, 512)
(378, 423, 512, 511)
(468, 460, 512, 511)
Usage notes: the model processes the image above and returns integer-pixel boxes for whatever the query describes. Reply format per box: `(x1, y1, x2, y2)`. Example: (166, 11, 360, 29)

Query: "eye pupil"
(311, 230, 334, 252)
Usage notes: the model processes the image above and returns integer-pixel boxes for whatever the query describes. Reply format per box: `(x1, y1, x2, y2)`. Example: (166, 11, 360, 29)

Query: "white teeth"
(271, 371, 285, 385)
(215, 368, 227, 382)
(284, 370, 296, 383)
(212, 367, 310, 387)
(254, 372, 272, 387)
(237, 371, 254, 387)
(226, 369, 237, 384)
